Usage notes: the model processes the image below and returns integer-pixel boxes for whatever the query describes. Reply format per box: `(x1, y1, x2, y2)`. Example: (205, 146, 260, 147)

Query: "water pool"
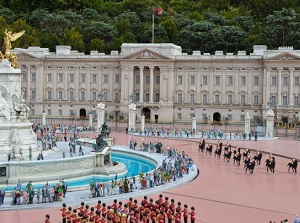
(2, 152, 156, 191)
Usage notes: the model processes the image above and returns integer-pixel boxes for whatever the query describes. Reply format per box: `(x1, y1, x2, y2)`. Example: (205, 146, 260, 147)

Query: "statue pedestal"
(0, 60, 38, 154)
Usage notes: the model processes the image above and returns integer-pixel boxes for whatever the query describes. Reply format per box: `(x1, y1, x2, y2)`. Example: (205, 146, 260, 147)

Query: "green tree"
(83, 21, 118, 44)
(0, 7, 17, 24)
(40, 33, 59, 52)
(89, 38, 105, 52)
(59, 27, 85, 52)
(160, 19, 178, 43)
(262, 8, 300, 48)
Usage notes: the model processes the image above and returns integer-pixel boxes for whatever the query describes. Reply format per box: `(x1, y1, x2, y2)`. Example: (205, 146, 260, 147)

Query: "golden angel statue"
(4, 29, 25, 57)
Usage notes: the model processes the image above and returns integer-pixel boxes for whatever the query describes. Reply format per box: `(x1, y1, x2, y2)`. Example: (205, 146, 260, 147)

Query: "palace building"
(13, 43, 300, 125)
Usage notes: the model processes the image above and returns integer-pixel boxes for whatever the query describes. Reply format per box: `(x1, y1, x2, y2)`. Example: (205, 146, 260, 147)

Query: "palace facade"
(13, 43, 300, 125)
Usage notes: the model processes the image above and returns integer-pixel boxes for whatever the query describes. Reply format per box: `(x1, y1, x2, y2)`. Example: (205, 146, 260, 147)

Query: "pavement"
(0, 131, 300, 223)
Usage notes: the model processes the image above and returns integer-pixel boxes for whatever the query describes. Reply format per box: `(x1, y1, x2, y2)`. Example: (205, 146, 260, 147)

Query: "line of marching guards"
(198, 139, 298, 175)
(54, 194, 196, 223)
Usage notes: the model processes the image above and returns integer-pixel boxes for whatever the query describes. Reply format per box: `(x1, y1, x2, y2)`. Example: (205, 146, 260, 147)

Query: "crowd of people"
(198, 139, 298, 175)
(9, 180, 68, 205)
(47, 194, 196, 223)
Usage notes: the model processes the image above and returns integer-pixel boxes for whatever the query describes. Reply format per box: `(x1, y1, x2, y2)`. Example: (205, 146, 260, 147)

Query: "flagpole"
(152, 9, 155, 43)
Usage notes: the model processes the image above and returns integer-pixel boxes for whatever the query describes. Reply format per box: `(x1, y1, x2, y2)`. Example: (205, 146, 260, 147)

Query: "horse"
(288, 159, 298, 173)
(253, 152, 262, 165)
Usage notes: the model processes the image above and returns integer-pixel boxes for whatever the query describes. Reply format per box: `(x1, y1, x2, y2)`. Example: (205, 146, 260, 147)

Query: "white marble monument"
(192, 116, 197, 132)
(141, 114, 145, 132)
(97, 103, 105, 131)
(266, 109, 275, 138)
(0, 59, 37, 154)
(245, 112, 251, 134)
(128, 103, 136, 132)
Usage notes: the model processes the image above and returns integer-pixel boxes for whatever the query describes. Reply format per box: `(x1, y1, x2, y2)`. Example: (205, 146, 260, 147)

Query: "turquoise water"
(3, 152, 156, 191)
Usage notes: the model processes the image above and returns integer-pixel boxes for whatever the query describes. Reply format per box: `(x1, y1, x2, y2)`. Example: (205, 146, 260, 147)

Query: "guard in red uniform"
(66, 207, 72, 223)
(167, 206, 173, 223)
(182, 204, 188, 223)
(44, 214, 50, 223)
(60, 203, 67, 223)
(174, 210, 181, 223)
(96, 200, 102, 213)
(189, 207, 196, 223)
(88, 207, 95, 223)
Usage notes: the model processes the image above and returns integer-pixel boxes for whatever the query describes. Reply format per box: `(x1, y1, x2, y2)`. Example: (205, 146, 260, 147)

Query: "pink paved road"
(0, 133, 299, 223)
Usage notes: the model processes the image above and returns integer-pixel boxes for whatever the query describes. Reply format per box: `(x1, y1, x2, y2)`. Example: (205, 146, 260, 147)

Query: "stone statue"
(12, 93, 30, 122)
(99, 122, 111, 137)
(95, 133, 108, 152)
(3, 29, 25, 58)
(0, 91, 10, 120)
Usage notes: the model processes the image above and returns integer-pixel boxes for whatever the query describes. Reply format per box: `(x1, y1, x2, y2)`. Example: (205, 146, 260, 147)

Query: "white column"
(139, 66, 144, 102)
(26, 66, 31, 100)
(221, 69, 225, 105)
(89, 113, 93, 128)
(167, 66, 174, 104)
(247, 69, 251, 105)
(234, 69, 239, 104)
(97, 103, 105, 131)
(87, 70, 91, 101)
(149, 66, 154, 102)
(53, 69, 57, 100)
(128, 103, 137, 132)
(75, 68, 79, 101)
(141, 115, 145, 132)
(192, 116, 197, 132)
(266, 109, 275, 138)
(42, 112, 46, 126)
(289, 68, 294, 106)
(244, 112, 251, 134)
(263, 67, 270, 107)
(277, 68, 282, 106)
(128, 66, 134, 103)
(64, 67, 68, 100)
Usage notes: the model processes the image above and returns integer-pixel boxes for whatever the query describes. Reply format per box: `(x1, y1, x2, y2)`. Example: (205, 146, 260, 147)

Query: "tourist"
(295, 214, 300, 223)
(0, 187, 5, 205)
(22, 190, 27, 205)
(36, 188, 41, 203)
(90, 180, 95, 198)
(7, 150, 11, 162)
(111, 180, 116, 195)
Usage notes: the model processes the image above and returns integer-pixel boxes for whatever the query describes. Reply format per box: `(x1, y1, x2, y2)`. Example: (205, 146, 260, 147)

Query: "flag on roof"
(153, 6, 163, 15)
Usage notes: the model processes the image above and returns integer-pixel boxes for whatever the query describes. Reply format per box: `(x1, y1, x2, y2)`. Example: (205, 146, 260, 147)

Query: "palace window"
(241, 95, 246, 105)
(215, 95, 220, 104)
(282, 96, 288, 105)
(92, 74, 97, 83)
(47, 91, 52, 100)
(31, 91, 36, 100)
(146, 76, 150, 84)
(92, 92, 96, 101)
(58, 91, 63, 100)
(240, 115, 245, 121)
(202, 94, 207, 104)
(155, 75, 160, 84)
(69, 74, 74, 83)
(271, 77, 277, 85)
(80, 92, 85, 101)
(202, 76, 208, 85)
(254, 95, 259, 105)
(103, 75, 108, 83)
(47, 109, 51, 116)
(155, 93, 160, 102)
(115, 74, 120, 83)
(81, 74, 86, 83)
(241, 76, 246, 85)
(22, 73, 26, 81)
(115, 92, 120, 102)
(228, 76, 233, 85)
(47, 73, 52, 82)
(190, 75, 195, 85)
(58, 110, 63, 116)
(70, 91, 75, 100)
(178, 94, 182, 103)
(136, 75, 140, 84)
(295, 77, 299, 85)
(190, 93, 195, 103)
(58, 74, 63, 82)
(31, 73, 36, 82)
(254, 76, 259, 85)
(227, 95, 232, 104)
(178, 76, 182, 85)
(294, 96, 299, 106)
(215, 76, 220, 85)
(178, 113, 182, 120)
(283, 77, 288, 85)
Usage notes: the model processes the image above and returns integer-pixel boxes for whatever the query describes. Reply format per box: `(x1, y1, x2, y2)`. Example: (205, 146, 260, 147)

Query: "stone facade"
(12, 44, 300, 124)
